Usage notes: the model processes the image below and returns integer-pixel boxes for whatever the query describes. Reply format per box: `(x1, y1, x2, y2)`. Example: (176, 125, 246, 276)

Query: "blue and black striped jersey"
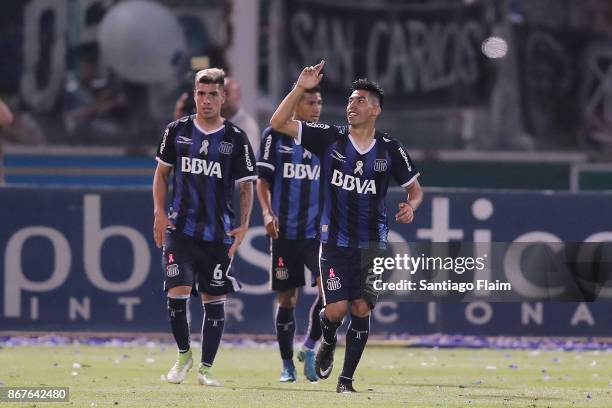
(257, 127, 320, 240)
(155, 115, 257, 244)
(297, 121, 420, 249)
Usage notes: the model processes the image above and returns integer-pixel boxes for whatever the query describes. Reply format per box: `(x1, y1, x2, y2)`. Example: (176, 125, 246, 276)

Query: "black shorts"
(270, 238, 320, 291)
(162, 230, 241, 296)
(319, 243, 386, 307)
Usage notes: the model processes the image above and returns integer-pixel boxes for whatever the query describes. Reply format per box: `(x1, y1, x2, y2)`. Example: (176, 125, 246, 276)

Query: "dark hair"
(350, 79, 384, 108)
(195, 68, 225, 86)
(304, 85, 321, 94)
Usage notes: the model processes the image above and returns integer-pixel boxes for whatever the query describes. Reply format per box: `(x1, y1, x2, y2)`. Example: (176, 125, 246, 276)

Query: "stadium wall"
(1, 186, 612, 336)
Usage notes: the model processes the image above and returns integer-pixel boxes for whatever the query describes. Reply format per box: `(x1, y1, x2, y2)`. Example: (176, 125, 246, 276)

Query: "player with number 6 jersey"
(152, 67, 256, 386)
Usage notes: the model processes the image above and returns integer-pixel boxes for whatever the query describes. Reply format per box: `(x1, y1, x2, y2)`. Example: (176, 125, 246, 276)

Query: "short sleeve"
(155, 124, 176, 167)
(257, 128, 275, 183)
(232, 131, 258, 183)
(389, 141, 420, 187)
(297, 121, 338, 156)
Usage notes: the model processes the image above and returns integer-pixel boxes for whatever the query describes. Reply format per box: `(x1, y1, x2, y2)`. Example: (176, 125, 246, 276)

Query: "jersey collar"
(348, 133, 377, 155)
(193, 119, 225, 135)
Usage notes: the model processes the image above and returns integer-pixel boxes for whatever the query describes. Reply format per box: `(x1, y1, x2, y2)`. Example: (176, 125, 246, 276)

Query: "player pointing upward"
(270, 60, 423, 393)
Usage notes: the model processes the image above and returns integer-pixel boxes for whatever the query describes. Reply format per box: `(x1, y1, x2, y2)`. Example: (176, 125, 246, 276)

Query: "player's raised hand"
(296, 60, 325, 90)
(395, 202, 415, 224)
(263, 212, 279, 239)
(227, 224, 248, 257)
(153, 212, 175, 248)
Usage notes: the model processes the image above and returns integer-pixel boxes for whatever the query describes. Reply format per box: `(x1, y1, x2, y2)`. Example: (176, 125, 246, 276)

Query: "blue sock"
(276, 306, 295, 361)
(201, 300, 225, 367)
(340, 314, 370, 380)
(283, 359, 295, 370)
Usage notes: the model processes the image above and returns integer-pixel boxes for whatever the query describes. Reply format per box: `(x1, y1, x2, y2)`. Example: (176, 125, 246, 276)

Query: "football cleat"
(336, 379, 357, 393)
(279, 366, 297, 383)
(197, 364, 221, 386)
(297, 348, 318, 382)
(166, 349, 193, 384)
(315, 340, 336, 380)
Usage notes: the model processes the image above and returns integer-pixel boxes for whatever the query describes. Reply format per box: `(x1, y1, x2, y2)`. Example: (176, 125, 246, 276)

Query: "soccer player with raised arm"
(270, 60, 423, 393)
(256, 86, 324, 382)
(153, 68, 256, 386)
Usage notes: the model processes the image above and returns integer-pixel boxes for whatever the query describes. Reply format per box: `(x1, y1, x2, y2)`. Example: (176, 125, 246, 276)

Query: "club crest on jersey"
(303, 149, 312, 159)
(374, 159, 387, 172)
(326, 268, 341, 291)
(200, 140, 209, 155)
(331, 169, 376, 194)
(305, 122, 330, 130)
(166, 264, 179, 278)
(219, 141, 233, 155)
(275, 257, 289, 280)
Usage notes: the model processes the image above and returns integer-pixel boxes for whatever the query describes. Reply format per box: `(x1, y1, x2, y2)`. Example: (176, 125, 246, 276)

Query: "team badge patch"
(219, 142, 233, 154)
(275, 257, 289, 280)
(166, 264, 179, 278)
(326, 267, 341, 291)
(374, 159, 387, 172)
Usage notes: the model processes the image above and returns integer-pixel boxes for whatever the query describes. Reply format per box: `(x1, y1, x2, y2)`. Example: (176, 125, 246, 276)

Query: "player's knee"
(322, 303, 346, 322)
(277, 289, 297, 308)
(167, 297, 188, 319)
(350, 299, 371, 317)
(319, 308, 343, 330)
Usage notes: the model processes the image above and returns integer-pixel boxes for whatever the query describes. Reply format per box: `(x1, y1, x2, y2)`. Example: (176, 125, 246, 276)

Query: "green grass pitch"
(2, 343, 612, 407)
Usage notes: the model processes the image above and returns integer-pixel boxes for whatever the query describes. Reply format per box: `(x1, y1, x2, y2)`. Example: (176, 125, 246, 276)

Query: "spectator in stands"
(221, 77, 260, 157)
(63, 46, 129, 145)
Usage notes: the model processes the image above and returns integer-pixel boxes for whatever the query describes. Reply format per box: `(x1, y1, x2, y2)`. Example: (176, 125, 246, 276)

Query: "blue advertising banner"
(1, 186, 612, 335)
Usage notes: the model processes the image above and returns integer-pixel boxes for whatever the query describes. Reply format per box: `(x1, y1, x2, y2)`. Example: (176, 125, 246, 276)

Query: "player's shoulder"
(225, 119, 246, 135)
(262, 126, 282, 140)
(376, 131, 405, 151)
(224, 119, 250, 142)
(376, 130, 397, 144)
(168, 114, 193, 129)
(162, 115, 192, 140)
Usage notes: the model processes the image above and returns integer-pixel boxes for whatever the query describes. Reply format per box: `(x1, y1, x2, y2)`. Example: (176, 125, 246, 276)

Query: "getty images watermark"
(370, 252, 511, 293)
(360, 242, 612, 302)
